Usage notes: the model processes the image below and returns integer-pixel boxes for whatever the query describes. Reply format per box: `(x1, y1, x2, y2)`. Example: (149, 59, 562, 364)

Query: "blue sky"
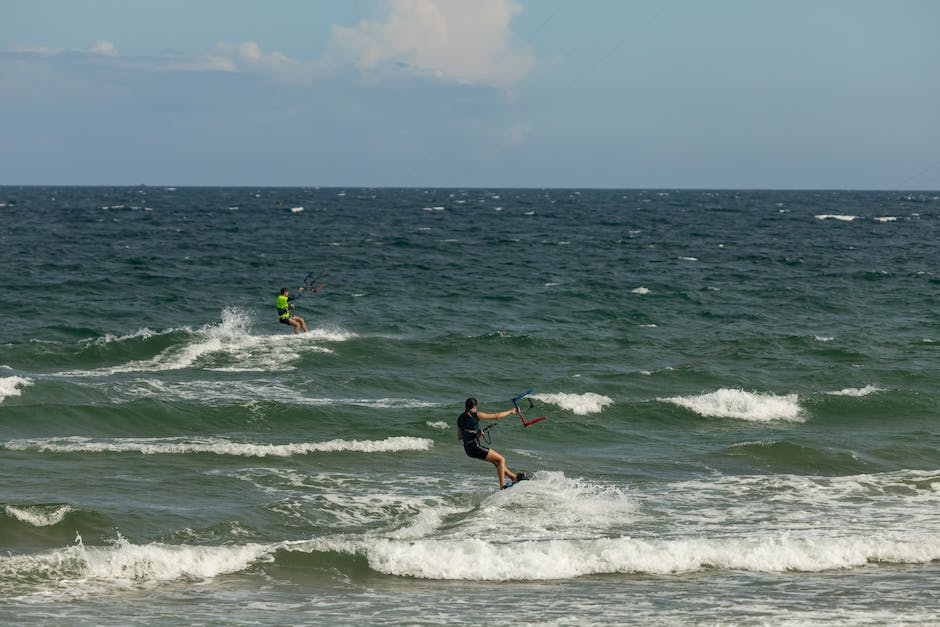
(1, 0, 938, 189)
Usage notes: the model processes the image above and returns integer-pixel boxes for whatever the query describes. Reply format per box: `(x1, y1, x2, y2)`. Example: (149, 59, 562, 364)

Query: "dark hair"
(465, 397, 477, 412)
(280, 287, 288, 295)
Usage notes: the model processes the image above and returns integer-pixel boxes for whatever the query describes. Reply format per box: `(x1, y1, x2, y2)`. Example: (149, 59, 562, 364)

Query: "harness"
(459, 411, 490, 445)
(276, 294, 292, 319)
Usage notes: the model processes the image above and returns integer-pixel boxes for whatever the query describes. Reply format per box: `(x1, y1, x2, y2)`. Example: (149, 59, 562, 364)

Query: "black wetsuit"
(457, 410, 489, 459)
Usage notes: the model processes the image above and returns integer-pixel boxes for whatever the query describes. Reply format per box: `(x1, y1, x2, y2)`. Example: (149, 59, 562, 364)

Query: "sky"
(1, 0, 938, 189)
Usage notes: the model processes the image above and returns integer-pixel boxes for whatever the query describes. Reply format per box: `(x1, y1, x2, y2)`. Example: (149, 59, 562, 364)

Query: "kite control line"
(513, 390, 547, 427)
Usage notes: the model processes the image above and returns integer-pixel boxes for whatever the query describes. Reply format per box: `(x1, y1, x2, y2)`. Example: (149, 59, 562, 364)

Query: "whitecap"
(1, 436, 434, 457)
(292, 531, 940, 580)
(0, 534, 274, 591)
(661, 388, 803, 422)
(61, 308, 353, 376)
(533, 392, 613, 415)
(80, 327, 161, 345)
(815, 214, 858, 221)
(827, 385, 884, 397)
(0, 375, 32, 403)
(3, 504, 74, 527)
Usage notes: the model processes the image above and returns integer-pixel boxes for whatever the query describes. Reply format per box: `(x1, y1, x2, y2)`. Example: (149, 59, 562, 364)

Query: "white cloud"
(144, 41, 328, 84)
(3, 1, 534, 88)
(328, 0, 533, 87)
(89, 40, 118, 56)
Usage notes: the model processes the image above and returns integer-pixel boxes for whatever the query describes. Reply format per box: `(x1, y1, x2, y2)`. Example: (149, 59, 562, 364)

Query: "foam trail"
(2, 436, 434, 457)
(661, 388, 803, 422)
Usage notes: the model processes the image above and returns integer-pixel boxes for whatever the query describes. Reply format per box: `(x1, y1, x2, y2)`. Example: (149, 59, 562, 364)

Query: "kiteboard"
(504, 471, 535, 489)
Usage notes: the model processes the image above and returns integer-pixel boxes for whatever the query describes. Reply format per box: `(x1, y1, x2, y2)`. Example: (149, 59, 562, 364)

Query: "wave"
(661, 388, 803, 422)
(7, 529, 939, 597)
(714, 440, 881, 475)
(119, 378, 441, 409)
(1, 436, 434, 457)
(78, 327, 165, 346)
(5, 469, 940, 596)
(2, 503, 75, 527)
(291, 532, 940, 581)
(60, 307, 354, 376)
(0, 533, 273, 597)
(826, 385, 884, 397)
(533, 392, 613, 416)
(0, 375, 32, 403)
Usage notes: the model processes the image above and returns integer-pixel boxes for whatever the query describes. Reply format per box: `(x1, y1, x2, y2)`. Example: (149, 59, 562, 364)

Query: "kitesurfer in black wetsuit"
(457, 397, 521, 489)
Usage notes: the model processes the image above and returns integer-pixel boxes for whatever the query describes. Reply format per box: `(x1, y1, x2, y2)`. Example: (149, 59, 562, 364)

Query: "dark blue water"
(2, 187, 939, 624)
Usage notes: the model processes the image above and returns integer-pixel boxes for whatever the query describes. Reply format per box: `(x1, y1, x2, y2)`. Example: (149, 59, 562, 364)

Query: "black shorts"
(279, 317, 294, 324)
(463, 439, 490, 460)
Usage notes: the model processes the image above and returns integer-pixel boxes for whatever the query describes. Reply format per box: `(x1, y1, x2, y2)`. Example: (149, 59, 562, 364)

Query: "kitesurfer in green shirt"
(276, 287, 308, 334)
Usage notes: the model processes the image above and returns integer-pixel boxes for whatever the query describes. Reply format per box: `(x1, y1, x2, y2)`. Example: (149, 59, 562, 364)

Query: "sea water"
(1, 187, 939, 624)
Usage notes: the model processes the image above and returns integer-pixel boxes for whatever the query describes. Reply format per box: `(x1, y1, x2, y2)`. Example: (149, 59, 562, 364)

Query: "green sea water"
(1, 187, 939, 624)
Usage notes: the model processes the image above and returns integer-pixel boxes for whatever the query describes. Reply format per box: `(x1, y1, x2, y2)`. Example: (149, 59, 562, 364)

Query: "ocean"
(1, 186, 938, 624)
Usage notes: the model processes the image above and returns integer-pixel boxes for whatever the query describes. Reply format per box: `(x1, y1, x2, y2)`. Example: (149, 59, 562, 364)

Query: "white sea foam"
(0, 534, 274, 592)
(61, 308, 353, 376)
(426, 421, 451, 430)
(814, 335, 834, 342)
(80, 327, 161, 345)
(295, 531, 940, 581)
(2, 436, 434, 457)
(121, 378, 439, 409)
(661, 388, 803, 422)
(460, 471, 639, 540)
(0, 376, 33, 403)
(291, 207, 304, 212)
(827, 385, 884, 397)
(631, 287, 650, 294)
(3, 504, 74, 527)
(533, 392, 613, 415)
